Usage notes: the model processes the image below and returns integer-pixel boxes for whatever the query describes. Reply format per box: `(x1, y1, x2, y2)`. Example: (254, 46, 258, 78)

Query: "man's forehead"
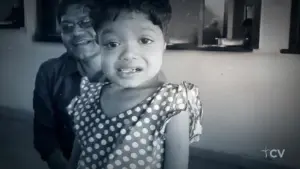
(61, 4, 91, 21)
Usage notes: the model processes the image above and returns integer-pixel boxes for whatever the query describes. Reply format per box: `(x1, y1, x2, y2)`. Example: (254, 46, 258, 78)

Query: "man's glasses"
(60, 18, 94, 33)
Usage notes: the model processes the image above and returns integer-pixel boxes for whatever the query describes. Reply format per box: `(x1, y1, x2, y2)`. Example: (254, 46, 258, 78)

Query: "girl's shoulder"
(67, 77, 106, 118)
(159, 81, 203, 143)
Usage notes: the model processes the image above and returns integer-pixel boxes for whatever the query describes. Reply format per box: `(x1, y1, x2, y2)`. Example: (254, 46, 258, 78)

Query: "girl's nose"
(119, 43, 138, 61)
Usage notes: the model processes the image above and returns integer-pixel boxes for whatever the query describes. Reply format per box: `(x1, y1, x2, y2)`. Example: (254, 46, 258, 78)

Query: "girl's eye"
(104, 42, 120, 48)
(140, 38, 153, 44)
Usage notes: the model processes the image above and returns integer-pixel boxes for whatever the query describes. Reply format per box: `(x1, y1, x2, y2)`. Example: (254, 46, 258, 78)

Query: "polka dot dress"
(67, 77, 203, 169)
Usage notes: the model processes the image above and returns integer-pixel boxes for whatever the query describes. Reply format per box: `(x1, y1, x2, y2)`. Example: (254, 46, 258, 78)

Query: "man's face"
(60, 4, 100, 61)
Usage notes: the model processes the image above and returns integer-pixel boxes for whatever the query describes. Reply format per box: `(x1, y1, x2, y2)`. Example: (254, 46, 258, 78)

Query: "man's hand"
(46, 150, 68, 169)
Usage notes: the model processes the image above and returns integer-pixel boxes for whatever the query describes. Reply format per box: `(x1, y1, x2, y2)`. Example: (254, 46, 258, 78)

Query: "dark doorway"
(280, 0, 300, 54)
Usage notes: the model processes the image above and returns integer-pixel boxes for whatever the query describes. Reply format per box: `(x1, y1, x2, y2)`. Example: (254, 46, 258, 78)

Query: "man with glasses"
(33, 0, 103, 169)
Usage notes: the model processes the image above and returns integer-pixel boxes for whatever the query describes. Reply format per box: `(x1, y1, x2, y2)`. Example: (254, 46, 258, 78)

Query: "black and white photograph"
(0, 0, 300, 169)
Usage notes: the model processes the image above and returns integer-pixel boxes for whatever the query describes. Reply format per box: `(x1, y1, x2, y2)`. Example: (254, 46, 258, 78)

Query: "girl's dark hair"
(57, 0, 96, 23)
(93, 0, 172, 36)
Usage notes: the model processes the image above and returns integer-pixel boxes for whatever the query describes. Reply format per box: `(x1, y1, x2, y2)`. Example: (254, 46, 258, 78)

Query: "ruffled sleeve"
(160, 82, 203, 144)
(66, 76, 104, 121)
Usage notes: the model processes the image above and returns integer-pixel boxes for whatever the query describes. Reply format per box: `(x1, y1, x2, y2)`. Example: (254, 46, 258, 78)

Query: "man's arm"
(163, 111, 190, 169)
(33, 63, 68, 169)
(67, 137, 81, 169)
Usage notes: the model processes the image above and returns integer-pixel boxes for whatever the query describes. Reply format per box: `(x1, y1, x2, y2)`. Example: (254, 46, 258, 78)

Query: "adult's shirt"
(33, 52, 83, 161)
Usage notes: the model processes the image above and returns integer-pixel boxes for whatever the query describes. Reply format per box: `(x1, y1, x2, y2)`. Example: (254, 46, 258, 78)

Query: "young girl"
(67, 0, 203, 168)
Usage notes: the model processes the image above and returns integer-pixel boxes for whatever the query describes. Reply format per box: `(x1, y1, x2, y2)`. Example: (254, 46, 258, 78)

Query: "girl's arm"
(67, 137, 81, 169)
(163, 111, 190, 169)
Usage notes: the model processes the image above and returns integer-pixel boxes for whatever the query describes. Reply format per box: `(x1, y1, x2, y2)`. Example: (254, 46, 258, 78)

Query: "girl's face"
(98, 11, 166, 88)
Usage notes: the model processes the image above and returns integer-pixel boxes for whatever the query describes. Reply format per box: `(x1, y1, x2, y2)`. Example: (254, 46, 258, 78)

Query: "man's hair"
(56, 0, 96, 23)
(93, 0, 172, 36)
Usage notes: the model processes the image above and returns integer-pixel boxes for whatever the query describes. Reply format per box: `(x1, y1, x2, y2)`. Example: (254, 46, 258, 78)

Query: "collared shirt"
(33, 52, 84, 161)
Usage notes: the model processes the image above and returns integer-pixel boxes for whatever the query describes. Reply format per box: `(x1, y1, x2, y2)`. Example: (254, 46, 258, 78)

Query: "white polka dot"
(107, 164, 114, 169)
(172, 89, 177, 93)
(142, 128, 148, 134)
(79, 130, 83, 135)
(167, 97, 173, 102)
(107, 147, 111, 153)
(125, 135, 132, 141)
(142, 104, 147, 109)
(92, 154, 98, 160)
(115, 160, 122, 166)
(146, 156, 153, 162)
(116, 149, 122, 155)
(147, 146, 153, 151)
(178, 103, 185, 109)
(138, 160, 145, 166)
(111, 117, 117, 121)
(140, 138, 147, 144)
(123, 156, 129, 162)
(108, 136, 114, 142)
(124, 119, 130, 125)
(136, 121, 142, 127)
(130, 163, 137, 169)
(144, 118, 150, 123)
(87, 147, 92, 152)
(139, 149, 146, 155)
(91, 164, 97, 169)
(105, 120, 110, 124)
(145, 166, 151, 169)
(92, 127, 96, 132)
(117, 122, 122, 128)
(119, 113, 125, 118)
(112, 144, 116, 149)
(94, 143, 100, 149)
(127, 110, 133, 115)
(96, 133, 102, 139)
(146, 97, 152, 101)
(101, 139, 107, 145)
(132, 116, 138, 121)
(98, 161, 102, 166)
(156, 163, 162, 168)
(85, 157, 91, 163)
(74, 111, 79, 116)
(88, 137, 94, 143)
(97, 109, 101, 113)
(131, 153, 137, 159)
(79, 104, 83, 109)
(156, 154, 162, 159)
(109, 154, 114, 159)
(134, 107, 141, 112)
(148, 135, 153, 141)
(98, 124, 104, 129)
(100, 150, 105, 156)
(146, 107, 152, 113)
(153, 105, 160, 110)
(165, 106, 171, 111)
(110, 126, 115, 131)
(104, 130, 109, 135)
(86, 105, 91, 109)
(120, 129, 126, 135)
(132, 142, 139, 148)
(124, 145, 130, 151)
(156, 95, 162, 100)
(150, 125, 156, 130)
(164, 92, 169, 96)
(91, 113, 96, 118)
(103, 158, 108, 163)
(134, 132, 141, 137)
(100, 114, 105, 119)
(75, 125, 80, 130)
(161, 101, 167, 106)
(152, 114, 158, 120)
(80, 121, 84, 126)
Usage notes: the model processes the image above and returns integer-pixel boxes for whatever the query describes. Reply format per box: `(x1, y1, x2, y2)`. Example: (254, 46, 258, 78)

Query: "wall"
(259, 0, 291, 53)
(0, 0, 299, 168)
